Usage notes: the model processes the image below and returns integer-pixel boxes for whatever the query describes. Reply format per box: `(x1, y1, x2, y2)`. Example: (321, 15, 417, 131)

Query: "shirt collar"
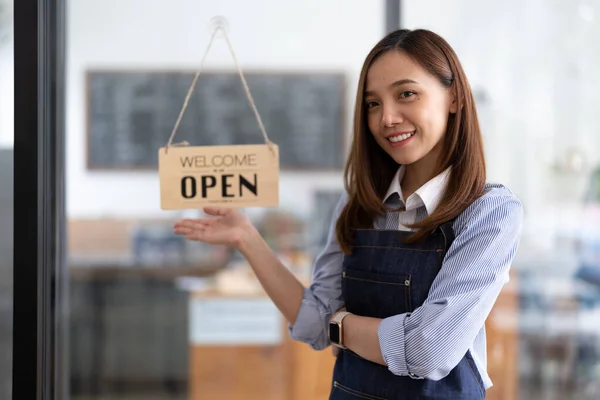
(383, 166, 406, 204)
(383, 165, 451, 215)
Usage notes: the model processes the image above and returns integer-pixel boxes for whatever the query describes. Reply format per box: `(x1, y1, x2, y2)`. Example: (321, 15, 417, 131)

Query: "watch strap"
(331, 310, 351, 324)
(330, 311, 352, 348)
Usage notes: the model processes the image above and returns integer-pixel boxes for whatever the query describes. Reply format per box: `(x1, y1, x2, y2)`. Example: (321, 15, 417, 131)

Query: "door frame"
(12, 0, 67, 398)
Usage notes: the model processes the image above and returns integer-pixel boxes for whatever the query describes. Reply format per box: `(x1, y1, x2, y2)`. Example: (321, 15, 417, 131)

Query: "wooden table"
(188, 268, 336, 400)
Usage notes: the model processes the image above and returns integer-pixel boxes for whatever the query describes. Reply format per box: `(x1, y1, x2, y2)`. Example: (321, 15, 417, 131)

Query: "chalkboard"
(86, 70, 348, 170)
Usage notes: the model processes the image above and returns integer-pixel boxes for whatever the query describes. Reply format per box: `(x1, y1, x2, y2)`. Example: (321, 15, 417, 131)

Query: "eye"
(399, 91, 416, 99)
(365, 100, 379, 109)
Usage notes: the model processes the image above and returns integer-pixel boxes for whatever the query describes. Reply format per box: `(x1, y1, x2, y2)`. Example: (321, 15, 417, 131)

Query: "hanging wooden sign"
(159, 143, 279, 209)
(158, 21, 280, 210)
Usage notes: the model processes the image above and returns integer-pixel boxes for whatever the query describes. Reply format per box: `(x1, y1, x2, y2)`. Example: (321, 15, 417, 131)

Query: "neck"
(402, 156, 440, 200)
(401, 141, 444, 199)
(401, 166, 432, 200)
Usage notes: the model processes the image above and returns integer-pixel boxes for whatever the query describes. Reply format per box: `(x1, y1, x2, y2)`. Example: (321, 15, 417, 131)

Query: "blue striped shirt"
(288, 166, 524, 389)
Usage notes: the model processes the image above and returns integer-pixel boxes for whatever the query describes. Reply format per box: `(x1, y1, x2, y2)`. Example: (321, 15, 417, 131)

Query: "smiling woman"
(338, 29, 487, 250)
(364, 53, 456, 167)
(174, 28, 523, 400)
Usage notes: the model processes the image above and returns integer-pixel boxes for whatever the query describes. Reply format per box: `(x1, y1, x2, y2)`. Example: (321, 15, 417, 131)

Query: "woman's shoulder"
(481, 182, 521, 203)
(454, 182, 523, 232)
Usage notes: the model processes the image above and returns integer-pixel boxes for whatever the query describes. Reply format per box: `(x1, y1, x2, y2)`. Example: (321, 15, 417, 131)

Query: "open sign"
(158, 144, 279, 209)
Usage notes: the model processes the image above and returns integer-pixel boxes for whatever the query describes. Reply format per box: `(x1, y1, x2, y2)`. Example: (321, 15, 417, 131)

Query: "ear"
(448, 88, 459, 114)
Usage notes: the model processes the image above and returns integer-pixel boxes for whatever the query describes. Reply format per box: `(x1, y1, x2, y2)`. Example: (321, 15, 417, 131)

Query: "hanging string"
(165, 25, 274, 154)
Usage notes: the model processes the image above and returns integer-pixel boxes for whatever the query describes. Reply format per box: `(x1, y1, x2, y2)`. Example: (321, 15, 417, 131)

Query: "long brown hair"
(335, 29, 486, 254)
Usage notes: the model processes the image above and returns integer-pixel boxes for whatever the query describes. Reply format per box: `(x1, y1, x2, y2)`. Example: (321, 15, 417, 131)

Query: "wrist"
(235, 222, 262, 255)
(341, 313, 357, 349)
(330, 307, 347, 322)
(329, 310, 352, 348)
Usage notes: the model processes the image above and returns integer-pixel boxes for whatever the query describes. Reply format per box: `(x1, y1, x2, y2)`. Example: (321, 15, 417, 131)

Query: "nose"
(381, 104, 403, 127)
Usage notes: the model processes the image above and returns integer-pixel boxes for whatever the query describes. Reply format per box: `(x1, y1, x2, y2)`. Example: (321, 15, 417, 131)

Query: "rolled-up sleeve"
(378, 188, 523, 379)
(287, 192, 347, 350)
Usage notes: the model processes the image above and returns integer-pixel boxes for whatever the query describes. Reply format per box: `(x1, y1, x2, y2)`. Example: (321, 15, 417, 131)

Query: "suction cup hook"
(209, 16, 230, 38)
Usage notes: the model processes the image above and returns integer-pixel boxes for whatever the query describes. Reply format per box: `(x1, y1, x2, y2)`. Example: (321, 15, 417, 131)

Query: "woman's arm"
(237, 214, 346, 349)
(338, 187, 523, 379)
(236, 228, 306, 324)
(175, 192, 347, 350)
(239, 194, 348, 349)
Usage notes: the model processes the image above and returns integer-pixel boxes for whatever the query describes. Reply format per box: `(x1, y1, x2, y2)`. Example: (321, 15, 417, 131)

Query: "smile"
(387, 131, 415, 143)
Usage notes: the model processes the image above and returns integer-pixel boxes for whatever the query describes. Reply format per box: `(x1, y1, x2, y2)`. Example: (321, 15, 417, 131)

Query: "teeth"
(389, 132, 414, 143)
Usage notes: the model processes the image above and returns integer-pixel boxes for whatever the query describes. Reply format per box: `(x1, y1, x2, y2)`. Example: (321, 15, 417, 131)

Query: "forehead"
(365, 50, 433, 92)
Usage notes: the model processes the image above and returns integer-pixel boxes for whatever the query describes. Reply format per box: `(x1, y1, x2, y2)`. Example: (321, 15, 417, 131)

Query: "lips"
(386, 131, 415, 143)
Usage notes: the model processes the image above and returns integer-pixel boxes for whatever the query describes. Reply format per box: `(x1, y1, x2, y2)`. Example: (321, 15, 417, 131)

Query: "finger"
(173, 221, 187, 230)
(173, 226, 193, 235)
(176, 224, 207, 240)
(173, 219, 209, 233)
(203, 207, 230, 217)
(174, 219, 211, 230)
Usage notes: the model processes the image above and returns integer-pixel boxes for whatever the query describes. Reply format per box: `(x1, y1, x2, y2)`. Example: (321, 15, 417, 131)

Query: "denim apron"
(330, 222, 486, 399)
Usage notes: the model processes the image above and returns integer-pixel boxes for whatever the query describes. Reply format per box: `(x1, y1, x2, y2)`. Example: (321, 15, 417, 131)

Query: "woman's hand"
(173, 207, 254, 249)
(175, 208, 306, 325)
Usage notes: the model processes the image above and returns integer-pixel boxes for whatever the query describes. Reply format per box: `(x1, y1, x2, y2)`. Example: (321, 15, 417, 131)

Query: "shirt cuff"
(287, 287, 342, 350)
(378, 313, 414, 377)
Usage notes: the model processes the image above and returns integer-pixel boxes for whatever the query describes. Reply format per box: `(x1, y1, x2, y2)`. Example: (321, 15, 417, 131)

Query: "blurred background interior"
(2, 0, 600, 399)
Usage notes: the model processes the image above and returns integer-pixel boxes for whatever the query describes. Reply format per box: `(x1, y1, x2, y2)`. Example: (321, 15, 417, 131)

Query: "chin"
(388, 152, 422, 166)
(376, 138, 423, 166)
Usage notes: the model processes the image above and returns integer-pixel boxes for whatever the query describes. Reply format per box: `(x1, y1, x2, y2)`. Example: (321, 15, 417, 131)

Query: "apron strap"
(437, 220, 456, 258)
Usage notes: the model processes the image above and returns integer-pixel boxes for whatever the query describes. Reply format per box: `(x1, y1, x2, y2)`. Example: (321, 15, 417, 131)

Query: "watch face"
(329, 322, 340, 344)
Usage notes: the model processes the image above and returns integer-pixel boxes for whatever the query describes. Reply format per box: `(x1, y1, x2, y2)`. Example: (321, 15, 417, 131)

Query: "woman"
(174, 28, 523, 399)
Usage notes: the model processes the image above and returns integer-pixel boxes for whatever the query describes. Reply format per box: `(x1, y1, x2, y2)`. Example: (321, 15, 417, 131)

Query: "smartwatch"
(328, 311, 351, 348)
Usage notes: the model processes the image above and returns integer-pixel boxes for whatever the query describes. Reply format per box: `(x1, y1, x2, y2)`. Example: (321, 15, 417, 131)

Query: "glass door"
(63, 2, 386, 399)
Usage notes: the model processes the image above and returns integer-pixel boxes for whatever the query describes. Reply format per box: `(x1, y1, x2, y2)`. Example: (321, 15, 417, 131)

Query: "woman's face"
(364, 50, 456, 169)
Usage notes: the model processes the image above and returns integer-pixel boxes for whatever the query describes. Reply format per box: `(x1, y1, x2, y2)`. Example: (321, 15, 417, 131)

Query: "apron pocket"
(343, 268, 412, 319)
(332, 381, 387, 400)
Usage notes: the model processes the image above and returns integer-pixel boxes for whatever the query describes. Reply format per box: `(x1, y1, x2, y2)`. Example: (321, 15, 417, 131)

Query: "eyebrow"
(365, 79, 419, 97)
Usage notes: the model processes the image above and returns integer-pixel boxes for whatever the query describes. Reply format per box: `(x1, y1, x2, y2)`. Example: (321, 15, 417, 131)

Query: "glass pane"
(405, 0, 600, 399)
(65, 1, 384, 399)
(0, 0, 13, 397)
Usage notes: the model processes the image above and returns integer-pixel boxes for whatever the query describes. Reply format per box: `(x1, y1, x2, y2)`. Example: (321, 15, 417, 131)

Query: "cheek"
(366, 113, 380, 134)
(414, 106, 446, 139)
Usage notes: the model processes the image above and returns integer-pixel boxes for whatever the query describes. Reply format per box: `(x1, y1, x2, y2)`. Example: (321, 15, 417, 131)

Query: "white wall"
(404, 0, 600, 251)
(66, 0, 385, 218)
